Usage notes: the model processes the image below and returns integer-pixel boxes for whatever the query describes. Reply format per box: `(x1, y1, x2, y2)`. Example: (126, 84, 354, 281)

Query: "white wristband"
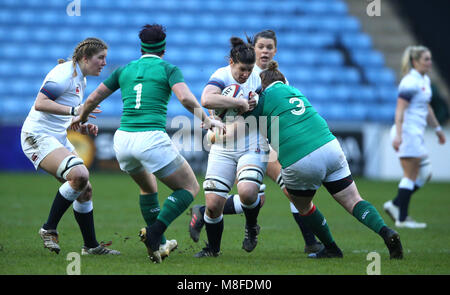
(435, 126, 442, 132)
(70, 105, 81, 116)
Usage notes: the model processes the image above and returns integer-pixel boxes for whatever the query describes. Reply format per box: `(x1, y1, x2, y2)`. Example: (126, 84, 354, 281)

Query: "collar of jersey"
(410, 68, 425, 79)
(265, 81, 284, 91)
(75, 62, 85, 77)
(140, 54, 161, 59)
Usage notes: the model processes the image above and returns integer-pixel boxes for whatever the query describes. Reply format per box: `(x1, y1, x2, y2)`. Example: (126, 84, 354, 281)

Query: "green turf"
(0, 172, 449, 275)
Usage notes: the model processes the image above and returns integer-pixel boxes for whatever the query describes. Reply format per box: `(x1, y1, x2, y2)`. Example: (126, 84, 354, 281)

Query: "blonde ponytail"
(57, 58, 66, 64)
(401, 45, 430, 77)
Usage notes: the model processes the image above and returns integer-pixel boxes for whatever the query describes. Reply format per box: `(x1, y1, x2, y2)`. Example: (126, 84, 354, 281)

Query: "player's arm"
(392, 97, 409, 151)
(34, 81, 76, 115)
(70, 83, 111, 131)
(172, 82, 224, 130)
(427, 104, 446, 144)
(201, 84, 248, 112)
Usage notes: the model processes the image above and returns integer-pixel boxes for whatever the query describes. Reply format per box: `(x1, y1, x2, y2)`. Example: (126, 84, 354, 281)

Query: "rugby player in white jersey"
(384, 46, 446, 229)
(21, 38, 119, 255)
(189, 30, 323, 254)
(193, 37, 269, 257)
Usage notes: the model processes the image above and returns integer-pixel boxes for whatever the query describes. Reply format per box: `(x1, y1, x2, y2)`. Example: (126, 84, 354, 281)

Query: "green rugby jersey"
(253, 81, 335, 168)
(103, 55, 184, 132)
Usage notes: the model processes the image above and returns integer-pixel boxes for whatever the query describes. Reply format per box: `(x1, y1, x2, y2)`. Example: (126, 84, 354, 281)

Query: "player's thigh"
(266, 158, 282, 182)
(159, 159, 199, 196)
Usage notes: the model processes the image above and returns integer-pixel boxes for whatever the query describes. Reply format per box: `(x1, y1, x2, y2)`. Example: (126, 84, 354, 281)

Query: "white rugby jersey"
(22, 61, 86, 138)
(398, 68, 432, 134)
(207, 65, 268, 152)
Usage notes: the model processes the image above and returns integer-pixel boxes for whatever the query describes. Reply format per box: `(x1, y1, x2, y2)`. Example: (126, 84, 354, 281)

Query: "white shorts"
(390, 125, 427, 158)
(281, 139, 351, 191)
(205, 148, 268, 198)
(21, 130, 75, 170)
(113, 129, 185, 177)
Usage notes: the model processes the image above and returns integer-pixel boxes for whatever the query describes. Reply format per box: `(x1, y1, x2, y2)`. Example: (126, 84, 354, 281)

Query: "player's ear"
(82, 55, 90, 64)
(229, 58, 234, 66)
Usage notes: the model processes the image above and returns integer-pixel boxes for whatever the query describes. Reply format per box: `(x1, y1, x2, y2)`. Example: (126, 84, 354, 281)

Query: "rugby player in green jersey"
(251, 61, 403, 259)
(71, 24, 224, 263)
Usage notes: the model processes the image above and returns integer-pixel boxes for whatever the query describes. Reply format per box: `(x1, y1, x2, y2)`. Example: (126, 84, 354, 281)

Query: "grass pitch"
(0, 172, 449, 275)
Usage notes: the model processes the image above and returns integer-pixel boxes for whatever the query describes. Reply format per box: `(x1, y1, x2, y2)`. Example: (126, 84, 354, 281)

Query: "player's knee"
(236, 166, 264, 202)
(67, 166, 89, 191)
(205, 201, 222, 217)
(77, 183, 92, 202)
(416, 158, 432, 187)
(237, 184, 259, 205)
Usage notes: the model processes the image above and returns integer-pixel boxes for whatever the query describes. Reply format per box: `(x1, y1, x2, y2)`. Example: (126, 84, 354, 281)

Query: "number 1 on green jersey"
(134, 83, 142, 109)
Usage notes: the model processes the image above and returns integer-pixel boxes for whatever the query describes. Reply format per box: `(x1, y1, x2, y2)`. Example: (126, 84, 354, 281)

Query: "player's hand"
(392, 135, 402, 151)
(236, 98, 249, 115)
(247, 91, 259, 111)
(79, 123, 99, 136)
(70, 105, 101, 131)
(202, 118, 226, 133)
(436, 130, 446, 145)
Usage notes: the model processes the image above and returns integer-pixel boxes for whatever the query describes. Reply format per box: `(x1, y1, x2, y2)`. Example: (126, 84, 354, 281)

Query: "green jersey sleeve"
(166, 65, 184, 88)
(103, 66, 125, 92)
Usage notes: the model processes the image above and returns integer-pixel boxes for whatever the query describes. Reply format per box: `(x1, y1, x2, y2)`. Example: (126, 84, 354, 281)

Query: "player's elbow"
(34, 96, 47, 112)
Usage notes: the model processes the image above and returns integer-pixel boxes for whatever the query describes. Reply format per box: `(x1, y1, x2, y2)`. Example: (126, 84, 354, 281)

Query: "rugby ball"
(214, 84, 244, 120)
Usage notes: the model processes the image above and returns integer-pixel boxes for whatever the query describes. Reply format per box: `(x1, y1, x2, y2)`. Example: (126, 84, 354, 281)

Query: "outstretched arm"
(172, 82, 225, 130)
(71, 83, 112, 129)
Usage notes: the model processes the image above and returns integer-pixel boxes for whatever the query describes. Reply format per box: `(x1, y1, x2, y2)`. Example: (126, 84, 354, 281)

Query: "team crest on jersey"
(31, 153, 38, 162)
(76, 86, 80, 94)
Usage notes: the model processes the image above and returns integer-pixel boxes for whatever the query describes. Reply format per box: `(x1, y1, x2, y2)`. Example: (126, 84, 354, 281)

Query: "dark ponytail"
(229, 37, 255, 65)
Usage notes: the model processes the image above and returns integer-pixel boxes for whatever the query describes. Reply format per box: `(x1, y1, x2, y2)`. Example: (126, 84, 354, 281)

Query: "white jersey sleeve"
(398, 75, 420, 102)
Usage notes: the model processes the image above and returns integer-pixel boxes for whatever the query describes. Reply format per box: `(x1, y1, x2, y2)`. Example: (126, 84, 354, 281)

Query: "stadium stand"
(0, 0, 399, 123)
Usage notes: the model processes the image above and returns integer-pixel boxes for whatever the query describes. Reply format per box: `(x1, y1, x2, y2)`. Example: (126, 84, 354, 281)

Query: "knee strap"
(56, 155, 84, 180)
(237, 166, 264, 186)
(416, 157, 432, 187)
(203, 177, 231, 198)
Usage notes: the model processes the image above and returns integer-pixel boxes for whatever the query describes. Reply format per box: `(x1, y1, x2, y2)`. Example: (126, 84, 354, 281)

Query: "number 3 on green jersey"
(289, 97, 305, 115)
(134, 83, 142, 109)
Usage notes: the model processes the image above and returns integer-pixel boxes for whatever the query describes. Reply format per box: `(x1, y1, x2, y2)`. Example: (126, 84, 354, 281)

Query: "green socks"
(352, 200, 386, 234)
(299, 205, 335, 247)
(139, 193, 166, 244)
(157, 189, 194, 227)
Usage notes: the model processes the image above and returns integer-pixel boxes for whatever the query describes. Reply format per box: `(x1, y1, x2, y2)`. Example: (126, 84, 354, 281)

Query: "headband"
(141, 39, 166, 52)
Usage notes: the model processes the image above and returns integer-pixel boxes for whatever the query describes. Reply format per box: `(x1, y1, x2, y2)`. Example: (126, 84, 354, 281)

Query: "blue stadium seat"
(365, 68, 397, 86)
(1, 0, 398, 123)
(340, 32, 372, 49)
(351, 49, 385, 68)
